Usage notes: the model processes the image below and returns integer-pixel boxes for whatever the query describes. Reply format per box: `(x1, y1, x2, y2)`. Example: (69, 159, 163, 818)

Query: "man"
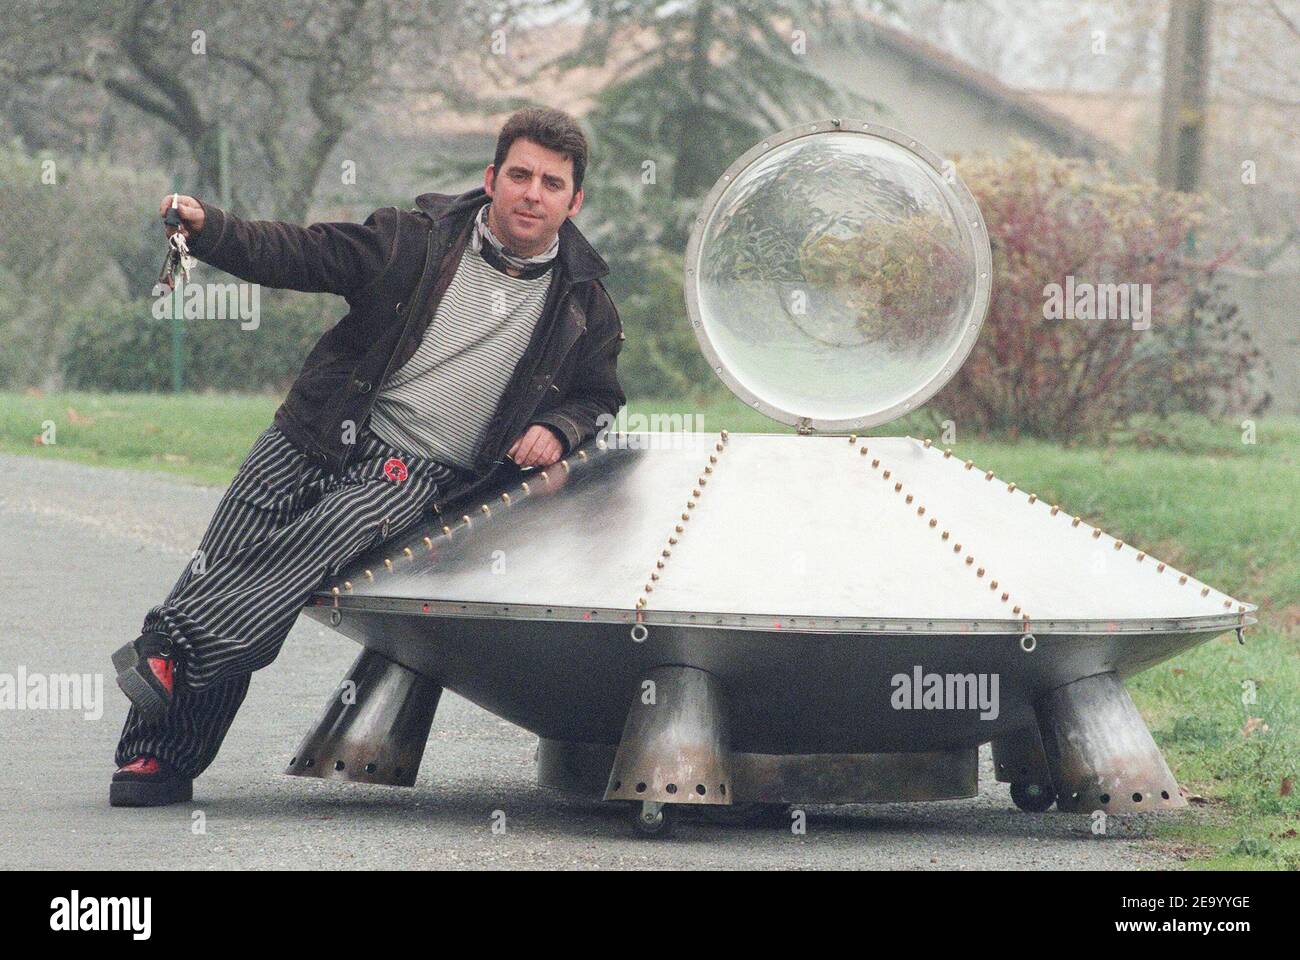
(110, 107, 626, 806)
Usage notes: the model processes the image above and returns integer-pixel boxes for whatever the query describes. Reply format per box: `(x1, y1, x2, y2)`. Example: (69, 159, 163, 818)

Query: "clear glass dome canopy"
(684, 120, 992, 431)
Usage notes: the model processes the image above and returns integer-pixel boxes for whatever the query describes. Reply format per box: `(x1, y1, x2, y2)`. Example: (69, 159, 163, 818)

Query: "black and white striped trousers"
(115, 421, 473, 778)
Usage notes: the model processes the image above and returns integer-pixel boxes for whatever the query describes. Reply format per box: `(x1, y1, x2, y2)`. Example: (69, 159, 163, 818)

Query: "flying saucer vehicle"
(294, 120, 1254, 837)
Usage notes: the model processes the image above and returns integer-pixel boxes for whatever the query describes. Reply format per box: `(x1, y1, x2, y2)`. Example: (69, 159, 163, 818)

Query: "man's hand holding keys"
(158, 194, 205, 238)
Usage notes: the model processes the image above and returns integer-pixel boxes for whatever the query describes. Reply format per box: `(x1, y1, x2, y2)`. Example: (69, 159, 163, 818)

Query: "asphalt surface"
(0, 451, 1181, 869)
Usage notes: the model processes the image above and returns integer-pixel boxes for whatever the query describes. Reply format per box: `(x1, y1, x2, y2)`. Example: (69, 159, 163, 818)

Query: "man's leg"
(115, 424, 326, 778)
(115, 424, 465, 780)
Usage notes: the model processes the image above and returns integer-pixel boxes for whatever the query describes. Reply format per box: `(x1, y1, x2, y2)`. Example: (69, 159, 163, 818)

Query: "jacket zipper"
(338, 226, 439, 473)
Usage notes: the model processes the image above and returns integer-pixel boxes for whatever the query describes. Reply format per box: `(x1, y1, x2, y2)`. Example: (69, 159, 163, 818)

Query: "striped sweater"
(367, 243, 555, 470)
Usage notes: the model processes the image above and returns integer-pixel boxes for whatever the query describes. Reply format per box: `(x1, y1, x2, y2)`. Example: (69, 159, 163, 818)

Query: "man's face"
(483, 138, 584, 258)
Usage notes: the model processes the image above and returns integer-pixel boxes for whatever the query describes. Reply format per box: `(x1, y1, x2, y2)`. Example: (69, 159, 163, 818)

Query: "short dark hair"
(493, 107, 589, 198)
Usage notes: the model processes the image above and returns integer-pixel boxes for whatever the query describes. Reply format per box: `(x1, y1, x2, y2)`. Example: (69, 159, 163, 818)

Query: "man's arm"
(528, 282, 628, 456)
(162, 194, 399, 300)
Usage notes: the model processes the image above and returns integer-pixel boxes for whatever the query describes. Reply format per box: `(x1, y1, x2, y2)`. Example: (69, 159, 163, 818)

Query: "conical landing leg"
(604, 665, 734, 808)
(286, 648, 442, 787)
(1036, 671, 1185, 814)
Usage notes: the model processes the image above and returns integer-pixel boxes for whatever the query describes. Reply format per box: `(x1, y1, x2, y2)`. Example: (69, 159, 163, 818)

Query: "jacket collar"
(414, 187, 609, 284)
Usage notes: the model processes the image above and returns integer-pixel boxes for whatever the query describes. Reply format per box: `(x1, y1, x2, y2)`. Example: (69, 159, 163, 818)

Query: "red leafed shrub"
(931, 142, 1261, 438)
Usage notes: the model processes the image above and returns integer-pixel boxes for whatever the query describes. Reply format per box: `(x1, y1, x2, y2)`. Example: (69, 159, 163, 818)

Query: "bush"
(931, 142, 1262, 438)
(59, 290, 338, 393)
(0, 140, 166, 387)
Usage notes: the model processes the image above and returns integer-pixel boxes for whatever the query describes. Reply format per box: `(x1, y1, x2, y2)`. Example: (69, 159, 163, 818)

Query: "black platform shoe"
(109, 755, 193, 807)
(112, 632, 175, 722)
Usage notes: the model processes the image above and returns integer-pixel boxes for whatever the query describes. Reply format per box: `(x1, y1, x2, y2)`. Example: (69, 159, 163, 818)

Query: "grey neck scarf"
(472, 202, 559, 272)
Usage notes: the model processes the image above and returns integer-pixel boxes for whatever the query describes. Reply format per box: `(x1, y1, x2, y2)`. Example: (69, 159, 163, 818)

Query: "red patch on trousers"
(383, 457, 408, 483)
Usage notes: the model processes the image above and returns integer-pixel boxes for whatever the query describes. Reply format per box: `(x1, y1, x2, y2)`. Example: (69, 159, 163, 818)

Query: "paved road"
(0, 451, 1180, 869)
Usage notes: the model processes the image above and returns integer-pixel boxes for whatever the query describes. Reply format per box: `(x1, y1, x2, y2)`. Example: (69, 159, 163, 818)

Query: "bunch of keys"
(157, 193, 197, 293)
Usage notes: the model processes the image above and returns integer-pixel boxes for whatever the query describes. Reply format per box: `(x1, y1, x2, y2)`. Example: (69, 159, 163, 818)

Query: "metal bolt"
(1092, 529, 1101, 538)
(1113, 540, 1122, 550)
(872, 458, 880, 468)
(849, 434, 858, 444)
(502, 493, 511, 505)
(423, 537, 433, 549)
(442, 525, 452, 536)
(1071, 518, 1081, 527)
(720, 430, 729, 441)
(384, 559, 393, 571)
(540, 471, 549, 482)
(560, 460, 570, 473)
(923, 438, 932, 448)
(883, 469, 891, 479)
(1050, 505, 1059, 516)
(1007, 482, 1016, 492)
(1027, 494, 1036, 504)
(1201, 587, 1210, 597)
(521, 482, 531, 494)
(942, 531, 950, 540)
(928, 518, 937, 527)
(943, 449, 952, 459)
(1136, 553, 1145, 562)
(985, 471, 994, 480)
(964, 460, 973, 469)
(1179, 575, 1188, 585)
(1002, 592, 1010, 602)
(1157, 562, 1166, 572)
(403, 547, 413, 559)
(364, 569, 374, 581)
(343, 581, 352, 591)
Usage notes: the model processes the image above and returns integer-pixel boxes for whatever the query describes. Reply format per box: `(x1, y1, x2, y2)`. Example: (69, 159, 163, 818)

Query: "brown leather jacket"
(187, 186, 626, 504)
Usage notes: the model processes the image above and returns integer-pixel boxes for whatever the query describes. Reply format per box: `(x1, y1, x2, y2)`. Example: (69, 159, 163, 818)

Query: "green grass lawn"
(4, 389, 1297, 867)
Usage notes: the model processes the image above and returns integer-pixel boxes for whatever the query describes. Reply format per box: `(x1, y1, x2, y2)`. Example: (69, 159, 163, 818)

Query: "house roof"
(390, 10, 1123, 165)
